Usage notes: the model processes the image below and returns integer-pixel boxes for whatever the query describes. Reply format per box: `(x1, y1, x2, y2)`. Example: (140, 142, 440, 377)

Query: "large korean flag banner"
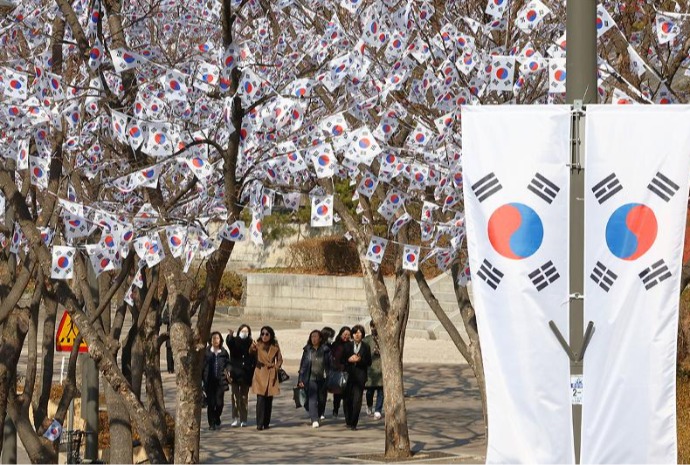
(582, 106, 690, 464)
(463, 106, 573, 464)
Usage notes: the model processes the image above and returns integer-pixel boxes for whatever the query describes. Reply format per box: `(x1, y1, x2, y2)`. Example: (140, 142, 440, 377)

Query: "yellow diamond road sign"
(55, 312, 88, 353)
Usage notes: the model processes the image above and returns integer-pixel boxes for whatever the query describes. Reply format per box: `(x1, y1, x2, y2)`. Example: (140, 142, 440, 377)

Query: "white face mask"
(239, 331, 249, 339)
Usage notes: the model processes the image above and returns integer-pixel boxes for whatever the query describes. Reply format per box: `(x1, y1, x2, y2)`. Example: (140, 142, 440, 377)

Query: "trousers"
(231, 383, 250, 422)
(256, 395, 274, 428)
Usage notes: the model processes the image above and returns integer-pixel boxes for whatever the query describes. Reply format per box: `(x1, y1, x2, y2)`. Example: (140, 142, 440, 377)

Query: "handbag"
(278, 368, 290, 383)
(223, 368, 233, 390)
(292, 386, 307, 408)
(326, 370, 348, 391)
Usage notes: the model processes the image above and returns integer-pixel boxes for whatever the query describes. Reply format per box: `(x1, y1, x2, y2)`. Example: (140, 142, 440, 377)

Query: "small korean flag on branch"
(164, 225, 187, 258)
(144, 123, 174, 157)
(403, 244, 420, 271)
(485, 0, 509, 18)
(219, 220, 247, 242)
(627, 45, 646, 78)
(488, 56, 516, 92)
(282, 192, 301, 211)
(655, 13, 681, 44)
(346, 126, 382, 166)
(88, 39, 104, 71)
(407, 122, 434, 148)
(110, 48, 145, 73)
(366, 236, 388, 264)
(30, 156, 50, 190)
(239, 68, 263, 106)
(85, 244, 117, 276)
(377, 188, 404, 221)
(548, 58, 567, 94)
(51, 246, 76, 280)
(390, 212, 412, 236)
(194, 62, 220, 92)
(127, 118, 146, 150)
(136, 163, 163, 188)
(311, 195, 334, 228)
(596, 5, 615, 38)
(320, 112, 349, 138)
(357, 171, 379, 198)
(515, 0, 550, 34)
(111, 110, 129, 144)
(250, 210, 263, 246)
(134, 233, 165, 268)
(182, 155, 214, 180)
(3, 68, 29, 100)
(42, 419, 63, 442)
(220, 43, 238, 74)
(286, 78, 314, 98)
(161, 70, 189, 102)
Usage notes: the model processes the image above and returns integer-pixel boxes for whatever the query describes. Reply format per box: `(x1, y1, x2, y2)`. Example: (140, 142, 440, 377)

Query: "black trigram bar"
(471, 172, 502, 202)
(476, 259, 504, 290)
(590, 261, 618, 292)
(528, 260, 560, 291)
(647, 172, 679, 202)
(527, 173, 560, 204)
(639, 259, 672, 290)
(592, 173, 623, 204)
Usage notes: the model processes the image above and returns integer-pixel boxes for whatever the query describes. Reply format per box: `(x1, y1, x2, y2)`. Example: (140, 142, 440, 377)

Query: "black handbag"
(278, 368, 290, 383)
(326, 370, 348, 391)
(292, 387, 307, 408)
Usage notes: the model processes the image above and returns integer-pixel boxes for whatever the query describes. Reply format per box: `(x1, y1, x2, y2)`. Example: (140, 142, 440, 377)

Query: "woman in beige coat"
(249, 326, 283, 430)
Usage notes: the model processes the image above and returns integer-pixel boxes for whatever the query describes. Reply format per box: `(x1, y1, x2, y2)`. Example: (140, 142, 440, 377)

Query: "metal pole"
(566, 1, 597, 463)
(1, 417, 16, 464)
(82, 266, 99, 462)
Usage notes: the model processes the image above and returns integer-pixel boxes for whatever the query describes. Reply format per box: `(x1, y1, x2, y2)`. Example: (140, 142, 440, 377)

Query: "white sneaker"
(374, 412, 382, 420)
(240, 422, 247, 427)
(231, 419, 239, 427)
(320, 415, 325, 421)
(366, 407, 372, 415)
(312, 421, 320, 428)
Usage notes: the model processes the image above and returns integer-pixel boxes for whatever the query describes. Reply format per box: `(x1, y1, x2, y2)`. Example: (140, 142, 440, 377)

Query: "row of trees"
(1, 0, 690, 462)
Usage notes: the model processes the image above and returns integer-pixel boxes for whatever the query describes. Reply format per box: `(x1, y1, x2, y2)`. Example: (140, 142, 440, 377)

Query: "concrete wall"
(242, 273, 395, 321)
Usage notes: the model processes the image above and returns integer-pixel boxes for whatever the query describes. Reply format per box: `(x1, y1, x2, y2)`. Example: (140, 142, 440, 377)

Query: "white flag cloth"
(581, 106, 690, 464)
(463, 106, 573, 464)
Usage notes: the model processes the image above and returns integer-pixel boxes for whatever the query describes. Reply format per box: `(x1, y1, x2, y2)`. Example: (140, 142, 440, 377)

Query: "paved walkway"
(14, 314, 486, 463)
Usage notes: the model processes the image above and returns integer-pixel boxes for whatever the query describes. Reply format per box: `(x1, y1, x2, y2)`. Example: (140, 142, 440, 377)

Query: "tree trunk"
(379, 333, 411, 458)
(170, 321, 203, 464)
(103, 382, 133, 464)
(0, 308, 30, 460)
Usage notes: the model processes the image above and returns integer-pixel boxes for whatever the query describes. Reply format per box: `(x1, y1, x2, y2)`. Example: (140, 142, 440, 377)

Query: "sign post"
(566, 1, 597, 463)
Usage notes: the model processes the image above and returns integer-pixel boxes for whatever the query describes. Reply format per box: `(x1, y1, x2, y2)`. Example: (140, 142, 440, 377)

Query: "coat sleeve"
(324, 347, 332, 374)
(361, 343, 372, 368)
(298, 349, 308, 384)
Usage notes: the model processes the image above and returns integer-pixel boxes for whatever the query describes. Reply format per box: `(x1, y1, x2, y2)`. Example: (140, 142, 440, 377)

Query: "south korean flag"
(219, 220, 247, 242)
(487, 56, 516, 92)
(655, 13, 681, 45)
(463, 106, 573, 464)
(581, 106, 690, 464)
(51, 246, 76, 280)
(365, 236, 388, 264)
(485, 0, 509, 18)
(311, 195, 333, 228)
(402, 244, 420, 272)
(307, 144, 337, 179)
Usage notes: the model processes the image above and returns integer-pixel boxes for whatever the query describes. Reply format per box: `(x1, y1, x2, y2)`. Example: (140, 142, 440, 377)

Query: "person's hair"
(237, 324, 252, 337)
(336, 326, 351, 341)
(351, 324, 366, 338)
(210, 331, 223, 346)
(321, 326, 335, 341)
(259, 326, 277, 345)
(307, 329, 323, 347)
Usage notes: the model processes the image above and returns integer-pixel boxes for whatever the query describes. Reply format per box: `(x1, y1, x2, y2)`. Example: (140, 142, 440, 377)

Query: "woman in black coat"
(202, 331, 231, 430)
(298, 330, 331, 428)
(329, 326, 351, 418)
(340, 324, 372, 430)
(226, 324, 256, 427)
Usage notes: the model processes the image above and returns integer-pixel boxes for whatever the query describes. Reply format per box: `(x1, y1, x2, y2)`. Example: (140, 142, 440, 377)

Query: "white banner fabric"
(463, 106, 574, 464)
(582, 106, 690, 464)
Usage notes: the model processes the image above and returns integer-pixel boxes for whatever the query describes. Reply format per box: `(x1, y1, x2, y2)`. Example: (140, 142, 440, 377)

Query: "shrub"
(289, 236, 360, 274)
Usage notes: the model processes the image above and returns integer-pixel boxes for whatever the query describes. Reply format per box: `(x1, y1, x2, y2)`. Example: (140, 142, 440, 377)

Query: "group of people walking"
(201, 321, 383, 432)
(298, 321, 384, 430)
(202, 325, 283, 431)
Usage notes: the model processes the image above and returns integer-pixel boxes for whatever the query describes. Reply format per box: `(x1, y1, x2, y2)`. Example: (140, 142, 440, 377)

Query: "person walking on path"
(364, 321, 383, 420)
(329, 326, 351, 419)
(341, 324, 372, 430)
(226, 324, 255, 427)
(250, 325, 283, 430)
(202, 331, 231, 430)
(298, 330, 332, 428)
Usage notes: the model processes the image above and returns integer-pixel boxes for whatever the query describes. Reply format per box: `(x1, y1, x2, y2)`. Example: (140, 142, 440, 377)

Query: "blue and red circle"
(605, 203, 657, 261)
(488, 203, 543, 260)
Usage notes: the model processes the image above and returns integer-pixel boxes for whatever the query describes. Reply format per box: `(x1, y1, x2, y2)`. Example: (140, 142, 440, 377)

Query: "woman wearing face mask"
(249, 326, 283, 430)
(341, 324, 372, 430)
(329, 326, 351, 419)
(226, 324, 255, 427)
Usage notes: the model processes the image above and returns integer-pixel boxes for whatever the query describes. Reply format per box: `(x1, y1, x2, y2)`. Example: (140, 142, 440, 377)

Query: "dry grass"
(680, 374, 690, 464)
